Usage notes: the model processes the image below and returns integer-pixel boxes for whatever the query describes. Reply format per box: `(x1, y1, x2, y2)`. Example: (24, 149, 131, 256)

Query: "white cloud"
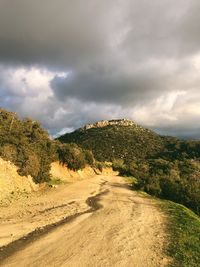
(131, 91, 186, 126)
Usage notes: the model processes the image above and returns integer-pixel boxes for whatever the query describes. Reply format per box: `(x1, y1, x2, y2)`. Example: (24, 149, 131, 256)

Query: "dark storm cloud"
(121, 0, 200, 59)
(51, 64, 169, 105)
(0, 0, 115, 68)
(0, 0, 200, 137)
(1, 0, 199, 67)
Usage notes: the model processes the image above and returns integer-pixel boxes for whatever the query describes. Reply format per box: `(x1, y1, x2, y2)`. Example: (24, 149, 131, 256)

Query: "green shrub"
(84, 149, 95, 165)
(0, 144, 17, 162)
(0, 108, 55, 183)
(58, 143, 87, 171)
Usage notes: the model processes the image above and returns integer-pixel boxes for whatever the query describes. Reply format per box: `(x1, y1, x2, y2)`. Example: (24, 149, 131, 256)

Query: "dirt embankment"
(0, 174, 171, 267)
(0, 158, 39, 203)
(0, 158, 117, 203)
(50, 161, 116, 182)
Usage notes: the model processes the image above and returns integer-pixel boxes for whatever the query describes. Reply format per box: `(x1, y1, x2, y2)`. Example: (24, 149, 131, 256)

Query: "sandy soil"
(0, 175, 171, 267)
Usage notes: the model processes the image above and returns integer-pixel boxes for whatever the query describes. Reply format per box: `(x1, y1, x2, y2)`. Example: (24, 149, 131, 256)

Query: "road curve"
(1, 176, 170, 267)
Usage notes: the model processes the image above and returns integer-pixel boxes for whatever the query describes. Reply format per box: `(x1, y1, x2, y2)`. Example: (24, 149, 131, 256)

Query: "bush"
(84, 150, 95, 165)
(0, 144, 17, 162)
(18, 152, 40, 179)
(58, 143, 87, 171)
(112, 159, 125, 171)
(0, 108, 55, 183)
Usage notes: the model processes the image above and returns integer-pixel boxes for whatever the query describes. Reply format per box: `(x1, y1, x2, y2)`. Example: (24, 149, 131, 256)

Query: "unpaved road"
(0, 175, 170, 267)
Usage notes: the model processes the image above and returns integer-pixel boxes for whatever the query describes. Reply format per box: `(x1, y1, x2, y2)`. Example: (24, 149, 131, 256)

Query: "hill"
(58, 119, 200, 162)
(58, 119, 200, 214)
(58, 119, 166, 162)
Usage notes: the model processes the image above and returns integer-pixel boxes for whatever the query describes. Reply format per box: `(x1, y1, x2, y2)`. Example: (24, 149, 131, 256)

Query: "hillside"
(0, 108, 55, 183)
(0, 108, 97, 183)
(58, 119, 166, 162)
(58, 119, 200, 215)
(58, 119, 200, 162)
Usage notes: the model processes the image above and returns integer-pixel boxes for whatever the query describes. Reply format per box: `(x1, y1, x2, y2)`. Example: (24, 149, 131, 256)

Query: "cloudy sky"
(0, 0, 200, 138)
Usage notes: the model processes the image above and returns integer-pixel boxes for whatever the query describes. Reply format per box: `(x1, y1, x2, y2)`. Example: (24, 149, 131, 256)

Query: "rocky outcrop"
(80, 119, 137, 131)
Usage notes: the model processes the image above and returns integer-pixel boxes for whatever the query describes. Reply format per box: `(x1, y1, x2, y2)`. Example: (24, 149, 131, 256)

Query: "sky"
(0, 0, 200, 138)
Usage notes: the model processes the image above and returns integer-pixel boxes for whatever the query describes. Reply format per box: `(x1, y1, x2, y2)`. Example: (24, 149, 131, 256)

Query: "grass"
(47, 178, 65, 186)
(161, 200, 200, 267)
(126, 175, 200, 266)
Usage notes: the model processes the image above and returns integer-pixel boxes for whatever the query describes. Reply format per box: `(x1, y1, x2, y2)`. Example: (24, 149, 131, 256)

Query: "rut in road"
(1, 176, 171, 267)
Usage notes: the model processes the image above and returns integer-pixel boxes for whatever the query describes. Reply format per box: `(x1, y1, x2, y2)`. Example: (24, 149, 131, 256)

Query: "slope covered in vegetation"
(58, 120, 200, 214)
(162, 200, 200, 267)
(58, 121, 165, 162)
(0, 108, 95, 183)
(0, 108, 55, 183)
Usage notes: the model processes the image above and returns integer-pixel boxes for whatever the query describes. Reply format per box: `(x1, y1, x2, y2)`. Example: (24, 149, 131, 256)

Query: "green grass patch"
(47, 178, 65, 186)
(162, 201, 200, 267)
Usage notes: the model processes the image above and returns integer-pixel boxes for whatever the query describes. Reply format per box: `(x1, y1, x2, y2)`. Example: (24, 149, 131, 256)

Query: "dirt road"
(0, 175, 170, 267)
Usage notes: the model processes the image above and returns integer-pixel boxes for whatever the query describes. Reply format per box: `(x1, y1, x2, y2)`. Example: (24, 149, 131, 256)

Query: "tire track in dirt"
(0, 189, 109, 262)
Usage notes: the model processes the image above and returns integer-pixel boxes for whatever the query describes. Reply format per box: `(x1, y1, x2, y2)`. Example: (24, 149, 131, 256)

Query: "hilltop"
(80, 119, 139, 130)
